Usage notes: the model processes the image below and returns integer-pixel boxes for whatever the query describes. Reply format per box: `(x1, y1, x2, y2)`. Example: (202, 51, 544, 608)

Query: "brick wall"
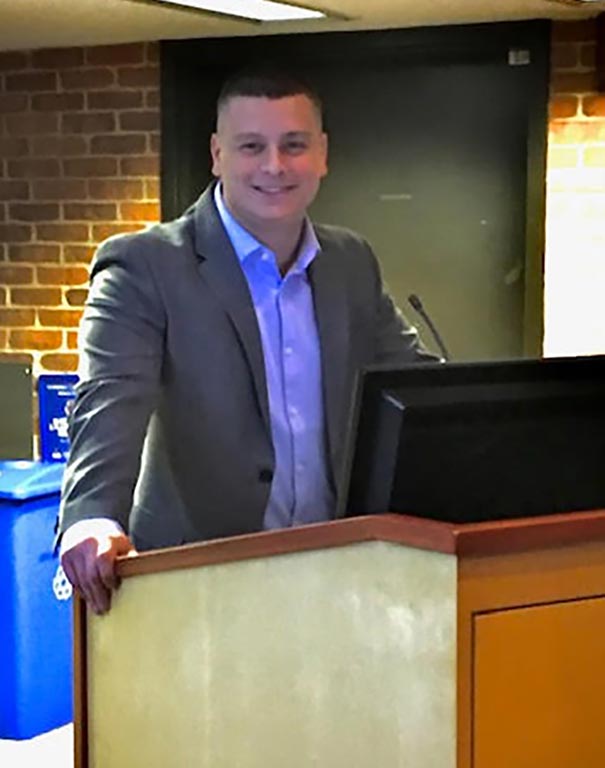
(0, 42, 160, 376)
(545, 19, 605, 356)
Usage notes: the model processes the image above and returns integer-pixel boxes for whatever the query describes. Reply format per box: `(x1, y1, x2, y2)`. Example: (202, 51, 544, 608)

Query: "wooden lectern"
(74, 511, 605, 768)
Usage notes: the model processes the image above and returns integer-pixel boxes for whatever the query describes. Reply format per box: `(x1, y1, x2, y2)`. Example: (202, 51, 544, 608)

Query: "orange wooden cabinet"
(74, 512, 605, 768)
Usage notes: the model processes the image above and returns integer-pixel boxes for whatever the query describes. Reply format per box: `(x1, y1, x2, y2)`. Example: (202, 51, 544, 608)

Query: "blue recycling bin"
(0, 460, 73, 740)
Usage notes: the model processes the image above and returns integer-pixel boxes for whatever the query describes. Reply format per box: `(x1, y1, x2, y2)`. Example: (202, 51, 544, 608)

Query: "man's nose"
(261, 145, 285, 174)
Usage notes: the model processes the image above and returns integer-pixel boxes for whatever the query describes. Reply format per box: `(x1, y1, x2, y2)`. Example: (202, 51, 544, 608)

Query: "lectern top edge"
(115, 509, 605, 580)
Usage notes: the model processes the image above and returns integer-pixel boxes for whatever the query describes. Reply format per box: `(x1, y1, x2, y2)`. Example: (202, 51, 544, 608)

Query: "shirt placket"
(278, 272, 305, 516)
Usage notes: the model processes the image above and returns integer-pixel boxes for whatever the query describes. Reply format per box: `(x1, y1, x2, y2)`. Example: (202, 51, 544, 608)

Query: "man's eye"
(284, 140, 307, 154)
(239, 142, 263, 153)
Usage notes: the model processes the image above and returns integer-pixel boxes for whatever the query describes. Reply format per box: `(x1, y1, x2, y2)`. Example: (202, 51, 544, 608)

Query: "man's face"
(210, 94, 328, 235)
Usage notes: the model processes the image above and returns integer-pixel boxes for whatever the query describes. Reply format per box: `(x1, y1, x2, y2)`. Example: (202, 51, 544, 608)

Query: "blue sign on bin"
(38, 374, 78, 462)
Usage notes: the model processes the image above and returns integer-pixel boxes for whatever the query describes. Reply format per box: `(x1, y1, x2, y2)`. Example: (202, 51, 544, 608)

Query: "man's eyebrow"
(232, 130, 312, 140)
(233, 132, 263, 141)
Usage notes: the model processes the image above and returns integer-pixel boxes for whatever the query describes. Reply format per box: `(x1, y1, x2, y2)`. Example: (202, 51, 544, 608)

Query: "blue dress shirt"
(214, 185, 334, 528)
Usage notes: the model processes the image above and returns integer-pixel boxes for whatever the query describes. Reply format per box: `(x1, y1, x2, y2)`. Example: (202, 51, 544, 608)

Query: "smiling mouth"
(252, 185, 296, 195)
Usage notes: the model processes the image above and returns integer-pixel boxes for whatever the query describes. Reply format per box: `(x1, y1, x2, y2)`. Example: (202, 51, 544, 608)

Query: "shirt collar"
(213, 182, 320, 274)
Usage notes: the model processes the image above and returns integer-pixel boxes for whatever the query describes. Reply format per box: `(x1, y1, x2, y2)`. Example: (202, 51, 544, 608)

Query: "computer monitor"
(337, 355, 605, 524)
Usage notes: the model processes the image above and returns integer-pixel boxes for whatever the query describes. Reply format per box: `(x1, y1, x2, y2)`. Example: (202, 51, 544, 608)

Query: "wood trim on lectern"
(115, 509, 605, 579)
(73, 594, 88, 768)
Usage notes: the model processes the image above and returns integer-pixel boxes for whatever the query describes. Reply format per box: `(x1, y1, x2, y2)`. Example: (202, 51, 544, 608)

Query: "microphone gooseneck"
(407, 293, 450, 362)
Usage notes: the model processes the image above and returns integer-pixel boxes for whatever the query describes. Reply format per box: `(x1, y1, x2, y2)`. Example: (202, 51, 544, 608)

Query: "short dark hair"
(217, 67, 323, 121)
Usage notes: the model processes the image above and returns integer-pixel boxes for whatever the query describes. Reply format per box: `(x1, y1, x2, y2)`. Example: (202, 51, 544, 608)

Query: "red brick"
(580, 43, 597, 69)
(32, 48, 85, 69)
(65, 288, 88, 306)
(39, 308, 83, 327)
(0, 180, 30, 201)
(0, 224, 32, 242)
(61, 68, 115, 90)
(584, 147, 605, 166)
(549, 96, 579, 121)
(37, 266, 89, 286)
(5, 112, 59, 136)
(145, 179, 159, 200)
(119, 110, 160, 132)
(86, 44, 145, 66)
(146, 43, 159, 64)
(547, 146, 580, 168)
(90, 134, 146, 155)
(120, 155, 159, 176)
(32, 92, 85, 112)
(64, 202, 117, 221)
(33, 179, 87, 201)
(8, 244, 61, 263)
(583, 95, 605, 117)
(87, 90, 143, 110)
(40, 353, 78, 372)
(0, 309, 36, 326)
(0, 329, 6, 348)
(36, 223, 90, 242)
(92, 223, 144, 242)
(0, 265, 34, 284)
(0, 52, 30, 70)
(0, 138, 29, 157)
(149, 134, 160, 153)
(10, 330, 62, 350)
(11, 287, 62, 306)
(552, 71, 599, 94)
(31, 135, 87, 156)
(63, 245, 95, 264)
(117, 66, 159, 88)
(120, 202, 159, 222)
(0, 93, 29, 112)
(0, 352, 33, 365)
(551, 43, 579, 70)
(8, 158, 61, 178)
(88, 179, 143, 200)
(550, 121, 605, 144)
(10, 203, 60, 221)
(0, 288, 6, 305)
(63, 157, 118, 177)
(146, 89, 159, 109)
(67, 331, 78, 350)
(552, 20, 597, 43)
(62, 111, 115, 134)
(5, 72, 57, 92)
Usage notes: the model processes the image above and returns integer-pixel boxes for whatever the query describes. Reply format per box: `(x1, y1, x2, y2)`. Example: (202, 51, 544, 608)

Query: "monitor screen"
(337, 355, 605, 524)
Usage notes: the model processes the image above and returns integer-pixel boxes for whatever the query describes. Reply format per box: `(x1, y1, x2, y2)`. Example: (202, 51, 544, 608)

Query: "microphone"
(408, 293, 450, 362)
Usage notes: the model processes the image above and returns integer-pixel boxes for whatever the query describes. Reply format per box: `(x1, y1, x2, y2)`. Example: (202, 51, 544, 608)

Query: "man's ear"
(210, 133, 221, 178)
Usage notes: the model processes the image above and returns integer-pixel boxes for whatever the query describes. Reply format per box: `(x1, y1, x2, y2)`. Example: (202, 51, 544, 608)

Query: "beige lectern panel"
(87, 541, 457, 768)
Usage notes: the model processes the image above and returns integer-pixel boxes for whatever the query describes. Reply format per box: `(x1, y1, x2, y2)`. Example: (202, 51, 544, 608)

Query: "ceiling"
(0, 0, 602, 51)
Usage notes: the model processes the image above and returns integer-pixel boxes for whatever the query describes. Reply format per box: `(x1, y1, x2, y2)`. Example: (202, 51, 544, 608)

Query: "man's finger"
(96, 550, 119, 592)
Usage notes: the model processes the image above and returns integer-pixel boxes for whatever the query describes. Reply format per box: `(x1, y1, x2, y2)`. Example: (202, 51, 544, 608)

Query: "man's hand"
(61, 533, 136, 615)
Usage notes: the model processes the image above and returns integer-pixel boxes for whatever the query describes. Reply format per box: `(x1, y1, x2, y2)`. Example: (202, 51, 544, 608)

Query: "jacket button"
(258, 468, 273, 483)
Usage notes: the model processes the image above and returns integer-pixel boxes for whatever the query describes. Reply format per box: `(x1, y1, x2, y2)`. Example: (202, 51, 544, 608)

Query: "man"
(59, 69, 436, 615)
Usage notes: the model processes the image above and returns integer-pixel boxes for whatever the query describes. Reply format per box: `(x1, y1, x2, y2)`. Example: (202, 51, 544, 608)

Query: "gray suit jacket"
(59, 184, 435, 550)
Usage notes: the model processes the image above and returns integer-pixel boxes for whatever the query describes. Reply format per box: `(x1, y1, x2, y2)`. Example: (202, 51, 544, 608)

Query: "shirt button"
(284, 346, 293, 356)
(258, 468, 273, 483)
(289, 406, 298, 417)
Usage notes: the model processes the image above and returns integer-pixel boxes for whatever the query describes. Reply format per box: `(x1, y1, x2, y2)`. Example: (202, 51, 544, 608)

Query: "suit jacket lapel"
(309, 240, 351, 480)
(191, 186, 271, 434)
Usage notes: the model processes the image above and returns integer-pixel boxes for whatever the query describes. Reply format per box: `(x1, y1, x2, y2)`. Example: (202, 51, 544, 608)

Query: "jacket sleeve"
(368, 243, 441, 365)
(58, 235, 166, 536)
